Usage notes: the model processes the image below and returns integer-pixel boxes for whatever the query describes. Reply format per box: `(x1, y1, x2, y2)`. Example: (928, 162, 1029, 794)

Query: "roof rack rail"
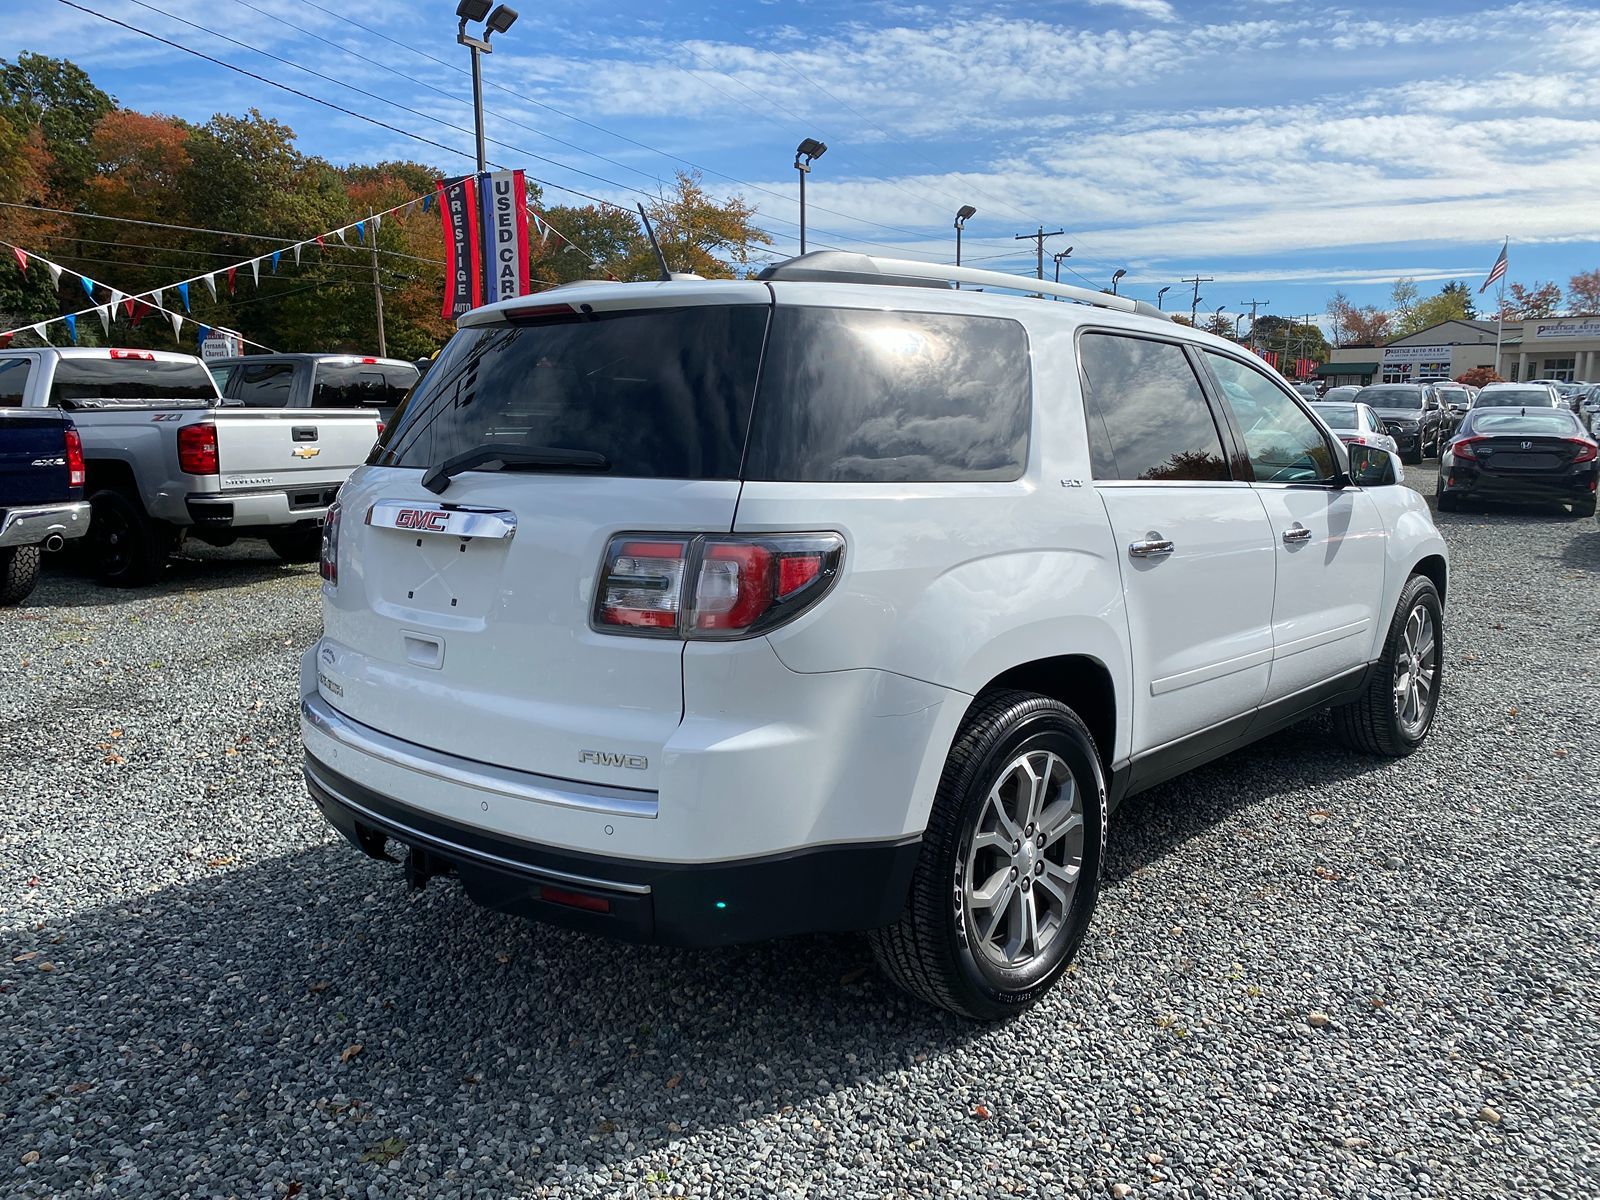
(757, 251, 1170, 319)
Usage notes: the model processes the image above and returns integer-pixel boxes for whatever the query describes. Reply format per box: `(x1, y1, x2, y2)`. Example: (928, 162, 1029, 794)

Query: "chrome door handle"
(1282, 523, 1312, 544)
(1128, 538, 1175, 559)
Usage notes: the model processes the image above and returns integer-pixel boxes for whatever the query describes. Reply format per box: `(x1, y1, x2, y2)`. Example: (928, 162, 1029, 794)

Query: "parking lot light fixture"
(1156, 285, 1171, 310)
(1111, 268, 1127, 295)
(794, 138, 827, 254)
(954, 205, 977, 267)
(1052, 247, 1074, 294)
(457, 0, 518, 174)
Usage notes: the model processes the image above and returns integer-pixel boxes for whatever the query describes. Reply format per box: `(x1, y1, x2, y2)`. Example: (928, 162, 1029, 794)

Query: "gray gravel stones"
(2, 475, 1597, 1198)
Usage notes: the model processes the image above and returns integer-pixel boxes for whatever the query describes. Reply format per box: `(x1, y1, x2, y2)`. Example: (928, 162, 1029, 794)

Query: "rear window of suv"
(313, 362, 419, 409)
(375, 303, 1031, 483)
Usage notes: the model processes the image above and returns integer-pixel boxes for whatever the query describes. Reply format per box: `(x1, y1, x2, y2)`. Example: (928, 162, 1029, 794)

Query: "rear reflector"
(539, 885, 611, 913)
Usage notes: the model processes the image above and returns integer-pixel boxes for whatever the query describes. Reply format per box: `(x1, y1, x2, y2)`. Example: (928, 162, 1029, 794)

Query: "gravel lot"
(2, 466, 1596, 1199)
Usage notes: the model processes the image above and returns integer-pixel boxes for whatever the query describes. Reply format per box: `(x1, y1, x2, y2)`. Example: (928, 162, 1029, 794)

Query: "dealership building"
(1321, 315, 1600, 386)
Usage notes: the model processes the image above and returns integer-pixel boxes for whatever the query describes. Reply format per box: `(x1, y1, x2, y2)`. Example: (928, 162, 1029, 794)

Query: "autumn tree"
(88, 109, 191, 223)
(0, 53, 113, 201)
(529, 204, 646, 286)
(1568, 269, 1600, 313)
(1201, 311, 1235, 337)
(1500, 280, 1562, 320)
(626, 171, 772, 280)
(1327, 290, 1390, 345)
(1455, 366, 1502, 387)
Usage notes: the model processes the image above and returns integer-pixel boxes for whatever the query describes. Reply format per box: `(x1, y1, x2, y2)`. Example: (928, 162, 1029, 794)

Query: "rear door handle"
(1282, 523, 1312, 545)
(1128, 538, 1175, 559)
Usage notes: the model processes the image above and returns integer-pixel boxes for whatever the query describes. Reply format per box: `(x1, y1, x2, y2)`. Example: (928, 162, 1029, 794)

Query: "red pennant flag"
(315, 236, 325, 252)
(122, 296, 137, 319)
(0, 331, 12, 348)
(131, 300, 151, 327)
(11, 246, 26, 272)
(226, 267, 237, 294)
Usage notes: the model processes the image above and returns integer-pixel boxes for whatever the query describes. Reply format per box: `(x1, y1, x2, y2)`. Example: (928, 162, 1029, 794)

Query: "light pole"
(1110, 268, 1126, 295)
(1052, 246, 1074, 284)
(1156, 285, 1171, 310)
(954, 205, 976, 267)
(794, 138, 827, 254)
(456, 0, 519, 174)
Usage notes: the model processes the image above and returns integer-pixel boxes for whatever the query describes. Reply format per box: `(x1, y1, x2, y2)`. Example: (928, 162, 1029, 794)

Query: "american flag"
(1479, 241, 1508, 293)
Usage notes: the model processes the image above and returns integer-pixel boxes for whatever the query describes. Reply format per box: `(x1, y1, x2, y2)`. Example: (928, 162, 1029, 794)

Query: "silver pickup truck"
(4, 347, 379, 585)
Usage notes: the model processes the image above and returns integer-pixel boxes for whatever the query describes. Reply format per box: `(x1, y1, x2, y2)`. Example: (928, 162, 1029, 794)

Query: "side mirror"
(1348, 443, 1400, 486)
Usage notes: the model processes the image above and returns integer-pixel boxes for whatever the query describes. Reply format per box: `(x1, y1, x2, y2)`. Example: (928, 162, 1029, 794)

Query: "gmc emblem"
(394, 508, 449, 531)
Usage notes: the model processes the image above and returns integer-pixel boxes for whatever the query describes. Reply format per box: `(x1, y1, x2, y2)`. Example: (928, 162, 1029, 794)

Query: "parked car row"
(1437, 405, 1598, 516)
(0, 348, 414, 594)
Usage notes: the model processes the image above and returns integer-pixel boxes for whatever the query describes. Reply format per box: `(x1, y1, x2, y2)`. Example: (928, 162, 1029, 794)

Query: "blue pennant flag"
(422, 193, 432, 213)
(270, 251, 281, 273)
(196, 323, 209, 347)
(64, 314, 77, 344)
(354, 220, 366, 243)
(176, 282, 190, 311)
(80, 276, 96, 299)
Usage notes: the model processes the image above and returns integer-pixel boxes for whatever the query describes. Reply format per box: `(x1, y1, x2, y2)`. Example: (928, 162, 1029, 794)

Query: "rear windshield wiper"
(421, 443, 609, 494)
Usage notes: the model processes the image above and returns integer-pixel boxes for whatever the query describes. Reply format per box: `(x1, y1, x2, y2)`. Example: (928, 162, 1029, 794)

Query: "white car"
(1474, 383, 1564, 409)
(300, 251, 1449, 1019)
(1309, 400, 1400, 455)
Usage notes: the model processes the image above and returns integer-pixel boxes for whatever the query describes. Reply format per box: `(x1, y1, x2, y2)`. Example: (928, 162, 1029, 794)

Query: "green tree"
(0, 52, 113, 201)
(1397, 281, 1474, 335)
(1388, 277, 1420, 333)
(529, 203, 643, 286)
(1438, 280, 1476, 319)
(625, 171, 772, 279)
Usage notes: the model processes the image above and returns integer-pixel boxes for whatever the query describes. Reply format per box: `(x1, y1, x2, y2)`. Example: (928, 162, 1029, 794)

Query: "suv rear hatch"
(319, 286, 772, 790)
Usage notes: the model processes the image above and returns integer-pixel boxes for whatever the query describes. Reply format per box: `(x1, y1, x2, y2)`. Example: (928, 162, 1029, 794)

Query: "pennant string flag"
(354, 220, 365, 243)
(63, 315, 75, 344)
(81, 276, 96, 300)
(270, 251, 281, 273)
(176, 282, 190, 311)
(46, 262, 62, 288)
(11, 247, 26, 272)
(202, 273, 217, 301)
(249, 258, 260, 286)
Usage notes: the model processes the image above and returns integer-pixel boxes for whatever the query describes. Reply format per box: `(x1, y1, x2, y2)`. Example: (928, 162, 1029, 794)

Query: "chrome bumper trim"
(305, 760, 652, 896)
(300, 692, 659, 819)
(0, 501, 90, 548)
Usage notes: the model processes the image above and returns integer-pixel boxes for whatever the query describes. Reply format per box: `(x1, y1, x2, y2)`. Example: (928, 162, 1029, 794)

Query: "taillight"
(320, 501, 342, 585)
(63, 427, 85, 489)
(177, 421, 219, 475)
(1451, 437, 1482, 462)
(593, 533, 844, 640)
(1571, 438, 1598, 464)
(109, 348, 154, 360)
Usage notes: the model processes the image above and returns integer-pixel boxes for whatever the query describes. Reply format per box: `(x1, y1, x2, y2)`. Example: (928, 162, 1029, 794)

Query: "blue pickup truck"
(1, 360, 90, 603)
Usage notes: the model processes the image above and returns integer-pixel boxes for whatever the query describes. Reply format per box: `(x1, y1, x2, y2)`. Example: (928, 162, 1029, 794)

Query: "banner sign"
(1383, 344, 1453, 362)
(437, 176, 483, 320)
(478, 169, 531, 306)
(1532, 318, 1600, 339)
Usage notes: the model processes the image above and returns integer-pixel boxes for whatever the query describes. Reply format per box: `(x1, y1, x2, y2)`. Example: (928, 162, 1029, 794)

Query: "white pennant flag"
(45, 261, 63, 288)
(153, 287, 165, 310)
(109, 288, 124, 318)
(203, 273, 217, 301)
(293, 242, 302, 265)
(29, 322, 48, 343)
(169, 311, 183, 339)
(372, 212, 382, 234)
(334, 227, 346, 243)
(249, 257, 260, 286)
(97, 304, 112, 336)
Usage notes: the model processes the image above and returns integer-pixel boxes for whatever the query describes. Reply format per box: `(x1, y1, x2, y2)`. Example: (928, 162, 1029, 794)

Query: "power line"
(1014, 227, 1065, 281)
(1180, 274, 1214, 324)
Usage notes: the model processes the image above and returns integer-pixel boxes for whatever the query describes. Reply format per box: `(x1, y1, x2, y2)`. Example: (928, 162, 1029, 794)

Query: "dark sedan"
(1436, 408, 1598, 516)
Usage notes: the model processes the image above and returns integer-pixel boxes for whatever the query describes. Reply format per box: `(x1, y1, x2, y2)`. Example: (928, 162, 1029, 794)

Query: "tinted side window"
(743, 307, 1030, 483)
(0, 357, 31, 406)
(1204, 353, 1337, 484)
(313, 363, 419, 409)
(233, 363, 296, 407)
(1077, 333, 1229, 482)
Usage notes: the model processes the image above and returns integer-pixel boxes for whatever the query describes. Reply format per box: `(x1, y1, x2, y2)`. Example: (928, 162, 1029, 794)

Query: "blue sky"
(10, 0, 1600, 325)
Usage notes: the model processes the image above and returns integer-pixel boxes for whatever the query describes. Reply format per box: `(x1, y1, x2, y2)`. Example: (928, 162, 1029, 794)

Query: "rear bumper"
(1442, 465, 1597, 502)
(186, 485, 339, 528)
(0, 500, 90, 548)
(305, 752, 921, 946)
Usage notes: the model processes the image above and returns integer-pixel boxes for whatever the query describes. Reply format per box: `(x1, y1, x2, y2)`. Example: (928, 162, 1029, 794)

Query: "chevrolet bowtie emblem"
(291, 446, 321, 459)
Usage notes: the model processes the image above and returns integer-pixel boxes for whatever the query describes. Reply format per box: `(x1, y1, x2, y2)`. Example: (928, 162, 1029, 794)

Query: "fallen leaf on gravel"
(666, 1073, 682, 1089)
(1306, 1012, 1330, 1027)
(25, 876, 37, 887)
(20, 1150, 39, 1165)
(1479, 1105, 1502, 1123)
(358, 1137, 405, 1165)
(340, 1043, 363, 1064)
(1314, 866, 1342, 881)
(972, 1103, 992, 1120)
(1308, 810, 1330, 825)
(1553, 749, 1569, 758)
(839, 967, 868, 985)
(36, 962, 55, 973)
(285, 1184, 302, 1199)
(102, 753, 125, 765)
(224, 748, 239, 757)
(495, 953, 510, 964)
(1508, 706, 1518, 717)
(205, 856, 235, 868)
(13, 951, 37, 961)
(462, 1074, 481, 1085)
(67, 1082, 91, 1094)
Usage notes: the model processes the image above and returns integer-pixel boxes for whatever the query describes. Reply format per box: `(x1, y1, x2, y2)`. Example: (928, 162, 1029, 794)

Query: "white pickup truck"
(3, 347, 379, 584)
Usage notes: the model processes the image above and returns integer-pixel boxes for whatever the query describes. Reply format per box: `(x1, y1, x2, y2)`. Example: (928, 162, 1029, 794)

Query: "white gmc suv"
(300, 253, 1448, 1019)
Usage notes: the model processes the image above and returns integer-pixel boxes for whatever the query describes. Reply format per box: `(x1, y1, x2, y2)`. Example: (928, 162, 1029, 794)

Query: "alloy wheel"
(960, 749, 1085, 969)
(1392, 603, 1438, 738)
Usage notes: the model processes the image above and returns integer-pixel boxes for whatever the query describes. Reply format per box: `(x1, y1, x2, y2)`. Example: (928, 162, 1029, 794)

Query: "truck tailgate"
(212, 409, 379, 493)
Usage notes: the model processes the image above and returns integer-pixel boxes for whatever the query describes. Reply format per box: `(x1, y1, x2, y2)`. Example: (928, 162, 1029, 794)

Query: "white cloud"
(1083, 0, 1177, 21)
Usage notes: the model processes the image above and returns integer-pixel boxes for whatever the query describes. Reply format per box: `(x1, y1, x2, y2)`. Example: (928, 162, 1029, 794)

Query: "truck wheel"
(266, 526, 324, 564)
(0, 546, 41, 605)
(868, 690, 1105, 1021)
(89, 488, 170, 587)
(1331, 574, 1443, 758)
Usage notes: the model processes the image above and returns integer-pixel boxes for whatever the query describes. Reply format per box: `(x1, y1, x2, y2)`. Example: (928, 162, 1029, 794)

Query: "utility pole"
(1241, 298, 1270, 353)
(1181, 273, 1213, 324)
(1015, 226, 1066, 280)
(369, 233, 386, 357)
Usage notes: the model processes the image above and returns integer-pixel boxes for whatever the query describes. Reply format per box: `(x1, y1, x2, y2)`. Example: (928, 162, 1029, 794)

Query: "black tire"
(88, 488, 170, 587)
(1331, 574, 1443, 758)
(1570, 498, 1596, 518)
(1434, 477, 1460, 512)
(0, 545, 41, 605)
(868, 690, 1106, 1020)
(266, 525, 324, 563)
